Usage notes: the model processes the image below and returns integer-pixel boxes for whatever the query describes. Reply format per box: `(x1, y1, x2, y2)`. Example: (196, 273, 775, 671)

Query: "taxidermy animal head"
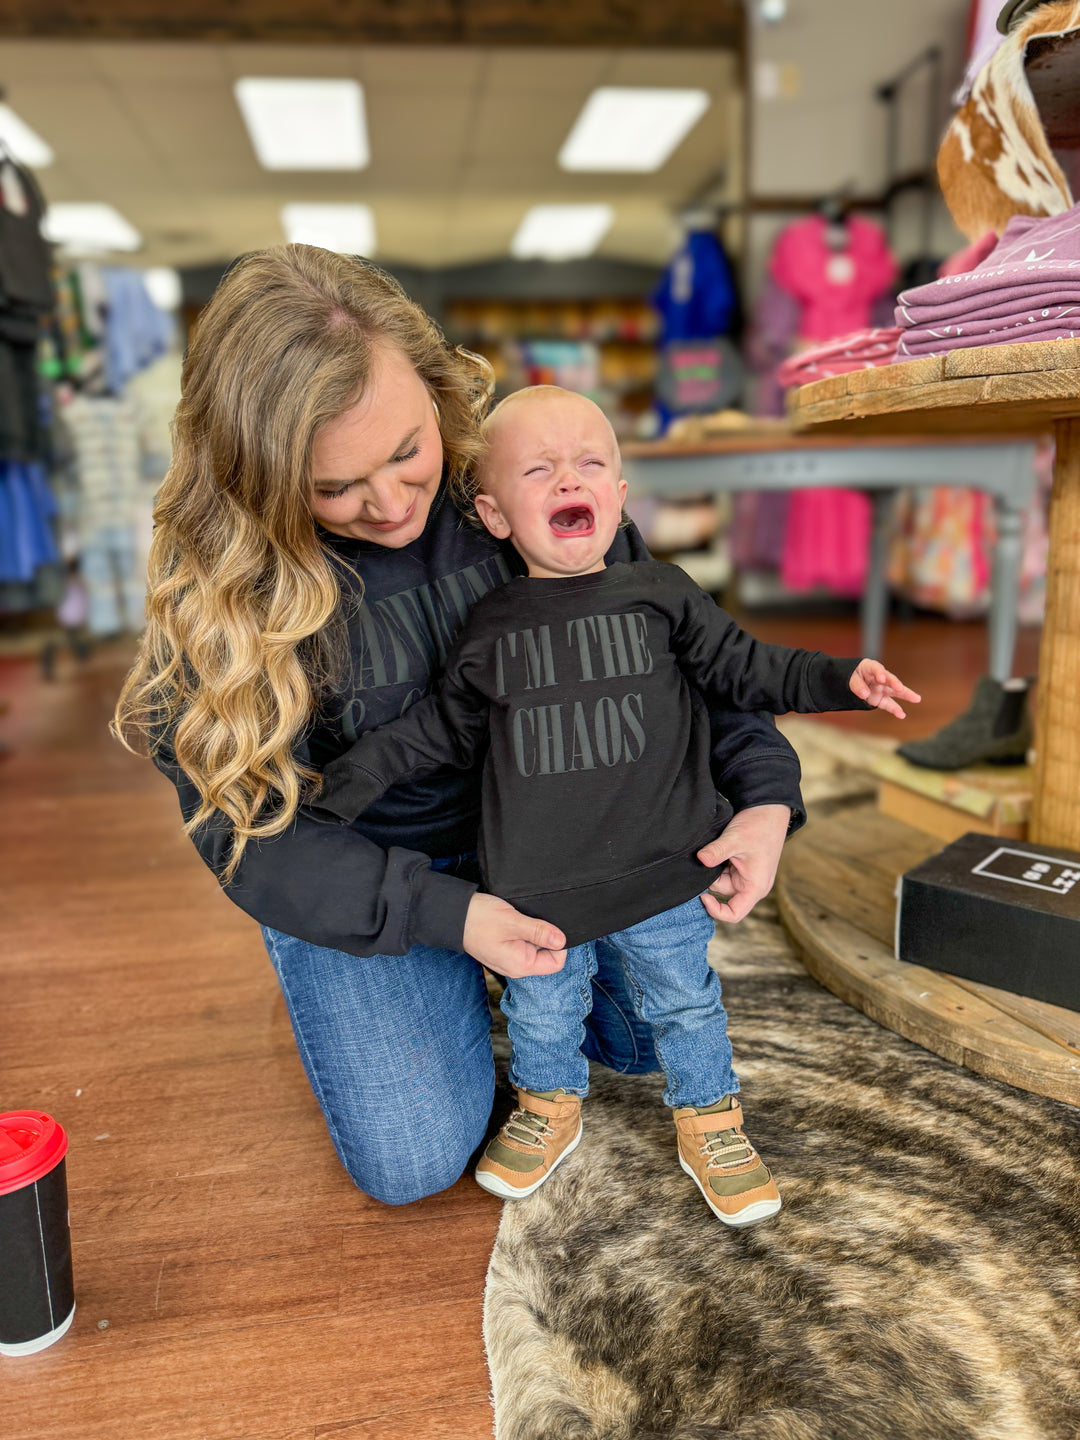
(938, 0, 1080, 239)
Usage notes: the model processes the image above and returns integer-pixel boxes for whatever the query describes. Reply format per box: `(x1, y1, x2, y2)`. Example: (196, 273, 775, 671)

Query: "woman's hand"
(849, 659, 921, 719)
(697, 803, 792, 924)
(463, 893, 567, 978)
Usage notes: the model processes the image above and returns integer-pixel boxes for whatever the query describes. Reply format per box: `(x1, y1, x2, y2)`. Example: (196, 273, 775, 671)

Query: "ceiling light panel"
(559, 87, 711, 173)
(0, 104, 54, 168)
(143, 267, 182, 311)
(281, 204, 376, 256)
(235, 78, 369, 171)
(42, 204, 142, 253)
(511, 205, 614, 261)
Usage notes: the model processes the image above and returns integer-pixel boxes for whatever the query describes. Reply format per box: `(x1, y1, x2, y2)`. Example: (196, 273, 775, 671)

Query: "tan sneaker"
(474, 1088, 583, 1199)
(673, 1096, 782, 1227)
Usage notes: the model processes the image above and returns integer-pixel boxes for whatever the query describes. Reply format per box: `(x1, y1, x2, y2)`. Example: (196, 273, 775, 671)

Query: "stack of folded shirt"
(776, 327, 902, 388)
(896, 205, 1080, 357)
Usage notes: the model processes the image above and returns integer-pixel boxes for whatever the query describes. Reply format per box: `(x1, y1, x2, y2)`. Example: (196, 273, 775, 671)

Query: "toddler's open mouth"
(549, 505, 595, 536)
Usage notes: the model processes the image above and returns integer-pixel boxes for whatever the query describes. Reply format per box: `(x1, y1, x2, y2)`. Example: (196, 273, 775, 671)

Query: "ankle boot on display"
(897, 676, 1032, 771)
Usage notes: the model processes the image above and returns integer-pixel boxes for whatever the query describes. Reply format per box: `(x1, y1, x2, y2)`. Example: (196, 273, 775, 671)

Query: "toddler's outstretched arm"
(849, 660, 921, 720)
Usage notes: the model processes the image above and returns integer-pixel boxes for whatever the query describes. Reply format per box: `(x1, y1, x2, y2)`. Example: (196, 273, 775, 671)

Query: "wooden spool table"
(778, 339, 1080, 1106)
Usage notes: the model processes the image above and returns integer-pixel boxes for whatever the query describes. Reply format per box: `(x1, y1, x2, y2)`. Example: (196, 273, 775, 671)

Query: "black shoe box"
(895, 832, 1080, 1012)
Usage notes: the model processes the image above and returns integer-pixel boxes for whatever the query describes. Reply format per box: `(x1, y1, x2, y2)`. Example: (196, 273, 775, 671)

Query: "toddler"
(314, 386, 918, 1225)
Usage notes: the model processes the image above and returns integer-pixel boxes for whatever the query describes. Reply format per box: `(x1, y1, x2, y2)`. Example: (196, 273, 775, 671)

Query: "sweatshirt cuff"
(721, 751, 806, 836)
(408, 866, 480, 952)
(312, 760, 386, 823)
(810, 656, 874, 711)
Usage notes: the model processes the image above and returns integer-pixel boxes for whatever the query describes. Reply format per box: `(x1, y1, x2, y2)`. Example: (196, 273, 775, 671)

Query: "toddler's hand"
(849, 659, 921, 720)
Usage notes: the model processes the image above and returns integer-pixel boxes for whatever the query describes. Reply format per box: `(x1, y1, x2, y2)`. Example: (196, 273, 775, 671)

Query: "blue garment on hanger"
(652, 230, 738, 343)
(102, 268, 172, 395)
(0, 460, 59, 582)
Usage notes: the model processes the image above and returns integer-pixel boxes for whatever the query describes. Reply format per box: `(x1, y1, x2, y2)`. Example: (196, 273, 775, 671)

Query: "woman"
(115, 246, 803, 1205)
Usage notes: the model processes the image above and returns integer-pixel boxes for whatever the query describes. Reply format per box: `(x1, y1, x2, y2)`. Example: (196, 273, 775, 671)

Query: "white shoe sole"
(474, 1119, 583, 1199)
(678, 1153, 782, 1227)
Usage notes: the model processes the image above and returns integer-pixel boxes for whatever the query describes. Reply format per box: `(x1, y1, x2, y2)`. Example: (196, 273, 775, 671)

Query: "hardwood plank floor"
(1, 639, 501, 1439)
(0, 612, 1042, 1438)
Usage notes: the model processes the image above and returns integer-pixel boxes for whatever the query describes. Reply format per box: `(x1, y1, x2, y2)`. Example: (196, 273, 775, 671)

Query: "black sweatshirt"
(152, 484, 808, 957)
(315, 560, 868, 946)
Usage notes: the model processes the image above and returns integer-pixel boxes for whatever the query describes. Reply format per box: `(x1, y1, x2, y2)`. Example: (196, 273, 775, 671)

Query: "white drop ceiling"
(0, 39, 740, 270)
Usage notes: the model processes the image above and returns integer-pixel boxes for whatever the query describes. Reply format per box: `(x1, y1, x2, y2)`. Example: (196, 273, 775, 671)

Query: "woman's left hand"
(697, 803, 791, 924)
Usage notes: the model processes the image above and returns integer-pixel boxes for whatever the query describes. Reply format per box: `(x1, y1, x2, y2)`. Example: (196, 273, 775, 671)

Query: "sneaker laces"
(503, 1107, 554, 1151)
(700, 1124, 755, 1171)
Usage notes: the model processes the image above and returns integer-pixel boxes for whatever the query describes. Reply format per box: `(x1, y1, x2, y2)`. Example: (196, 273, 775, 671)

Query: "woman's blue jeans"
(261, 921, 666, 1206)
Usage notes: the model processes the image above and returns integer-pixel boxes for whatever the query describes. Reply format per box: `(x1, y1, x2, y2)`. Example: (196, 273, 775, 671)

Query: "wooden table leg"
(1030, 418, 1080, 848)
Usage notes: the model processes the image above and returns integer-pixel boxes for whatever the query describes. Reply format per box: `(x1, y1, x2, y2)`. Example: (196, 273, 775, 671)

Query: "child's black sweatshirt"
(151, 486, 808, 959)
(315, 560, 868, 946)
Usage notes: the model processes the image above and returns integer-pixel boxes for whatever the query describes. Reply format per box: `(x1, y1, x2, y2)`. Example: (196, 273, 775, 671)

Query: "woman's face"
(309, 343, 444, 547)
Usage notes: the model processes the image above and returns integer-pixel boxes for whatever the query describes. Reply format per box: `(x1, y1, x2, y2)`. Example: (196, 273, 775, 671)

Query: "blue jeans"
(503, 897, 737, 1108)
(261, 908, 662, 1206)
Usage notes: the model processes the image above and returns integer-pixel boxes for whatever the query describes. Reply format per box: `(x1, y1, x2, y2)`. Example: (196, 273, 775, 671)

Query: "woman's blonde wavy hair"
(113, 244, 493, 882)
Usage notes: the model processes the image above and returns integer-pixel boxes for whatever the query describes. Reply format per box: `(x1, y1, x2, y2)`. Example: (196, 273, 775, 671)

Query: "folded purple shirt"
(895, 204, 1080, 356)
(899, 282, 1080, 325)
(899, 318, 1080, 357)
(900, 301, 1080, 342)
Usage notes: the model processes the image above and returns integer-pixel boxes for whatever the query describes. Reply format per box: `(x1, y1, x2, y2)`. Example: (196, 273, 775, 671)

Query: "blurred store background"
(9, 8, 1080, 1432)
(0, 0, 1051, 719)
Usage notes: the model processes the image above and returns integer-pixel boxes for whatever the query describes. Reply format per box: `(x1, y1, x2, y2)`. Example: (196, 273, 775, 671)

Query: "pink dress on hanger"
(769, 214, 898, 343)
(770, 215, 898, 597)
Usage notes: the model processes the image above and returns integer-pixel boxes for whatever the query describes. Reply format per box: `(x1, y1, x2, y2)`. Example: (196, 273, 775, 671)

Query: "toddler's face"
(475, 391, 627, 579)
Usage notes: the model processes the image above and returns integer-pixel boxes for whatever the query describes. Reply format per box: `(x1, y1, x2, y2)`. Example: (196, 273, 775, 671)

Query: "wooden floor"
(0, 610, 1043, 1438)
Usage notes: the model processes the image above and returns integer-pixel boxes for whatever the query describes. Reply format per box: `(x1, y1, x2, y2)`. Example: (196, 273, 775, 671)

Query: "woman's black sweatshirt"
(151, 485, 808, 958)
(314, 561, 867, 946)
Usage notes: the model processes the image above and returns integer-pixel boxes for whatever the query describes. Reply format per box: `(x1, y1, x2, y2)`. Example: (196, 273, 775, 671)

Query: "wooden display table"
(776, 805, 1080, 1107)
(791, 337, 1080, 851)
(780, 340, 1080, 1105)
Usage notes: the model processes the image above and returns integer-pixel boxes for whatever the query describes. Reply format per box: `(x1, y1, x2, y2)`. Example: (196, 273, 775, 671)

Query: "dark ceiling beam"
(0, 1, 744, 48)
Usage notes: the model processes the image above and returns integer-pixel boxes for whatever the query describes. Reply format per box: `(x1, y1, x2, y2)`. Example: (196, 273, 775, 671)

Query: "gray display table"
(621, 430, 1040, 679)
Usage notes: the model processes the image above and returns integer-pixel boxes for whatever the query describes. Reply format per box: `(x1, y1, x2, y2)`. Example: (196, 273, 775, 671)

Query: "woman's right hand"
(463, 893, 567, 978)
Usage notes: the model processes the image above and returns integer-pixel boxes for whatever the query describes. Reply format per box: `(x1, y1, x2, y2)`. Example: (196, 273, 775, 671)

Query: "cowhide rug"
(482, 721, 1080, 1440)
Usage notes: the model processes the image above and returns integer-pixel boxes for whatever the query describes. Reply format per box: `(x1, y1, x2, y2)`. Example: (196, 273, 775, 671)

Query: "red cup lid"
(0, 1112, 68, 1195)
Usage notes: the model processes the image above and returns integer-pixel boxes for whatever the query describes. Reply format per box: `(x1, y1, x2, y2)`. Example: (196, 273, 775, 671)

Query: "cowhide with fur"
(482, 723, 1080, 1440)
(938, 1, 1080, 240)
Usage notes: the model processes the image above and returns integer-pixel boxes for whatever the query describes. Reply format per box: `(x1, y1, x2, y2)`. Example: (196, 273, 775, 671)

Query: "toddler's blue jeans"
(502, 896, 737, 1109)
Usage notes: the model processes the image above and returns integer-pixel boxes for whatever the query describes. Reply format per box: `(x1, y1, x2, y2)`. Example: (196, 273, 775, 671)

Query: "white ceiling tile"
(358, 46, 486, 93)
(362, 91, 473, 184)
(30, 158, 91, 203)
(112, 87, 261, 192)
(85, 41, 230, 86)
(606, 50, 736, 89)
(224, 43, 366, 79)
(466, 91, 583, 163)
(482, 49, 615, 93)
(16, 81, 165, 180)
(0, 40, 97, 85)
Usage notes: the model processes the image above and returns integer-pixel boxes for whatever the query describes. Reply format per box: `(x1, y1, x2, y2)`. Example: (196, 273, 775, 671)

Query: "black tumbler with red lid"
(0, 1112, 75, 1356)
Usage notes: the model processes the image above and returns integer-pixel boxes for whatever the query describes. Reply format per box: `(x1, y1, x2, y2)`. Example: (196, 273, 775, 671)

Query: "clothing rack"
(874, 45, 943, 255)
(747, 47, 944, 231)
